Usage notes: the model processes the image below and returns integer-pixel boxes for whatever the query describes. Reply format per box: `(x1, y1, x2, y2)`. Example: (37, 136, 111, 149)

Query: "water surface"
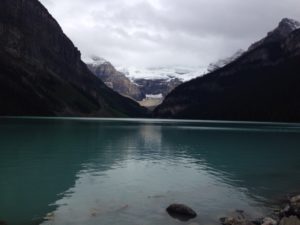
(1, 118, 300, 225)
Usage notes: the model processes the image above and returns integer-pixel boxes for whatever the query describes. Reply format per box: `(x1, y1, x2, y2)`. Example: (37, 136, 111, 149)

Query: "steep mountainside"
(87, 57, 145, 101)
(154, 18, 300, 122)
(0, 0, 147, 117)
(207, 49, 244, 72)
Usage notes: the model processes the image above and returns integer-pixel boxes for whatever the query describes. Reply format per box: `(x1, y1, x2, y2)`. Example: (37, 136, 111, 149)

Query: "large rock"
(262, 217, 278, 225)
(166, 203, 197, 221)
(279, 216, 300, 225)
(290, 195, 300, 207)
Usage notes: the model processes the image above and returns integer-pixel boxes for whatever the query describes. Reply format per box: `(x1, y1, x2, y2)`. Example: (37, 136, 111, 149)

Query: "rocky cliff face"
(87, 57, 145, 101)
(154, 19, 300, 122)
(0, 0, 147, 117)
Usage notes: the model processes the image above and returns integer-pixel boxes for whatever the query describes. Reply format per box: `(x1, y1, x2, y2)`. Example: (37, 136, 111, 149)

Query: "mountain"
(154, 18, 300, 122)
(134, 78, 182, 110)
(249, 18, 300, 51)
(87, 58, 185, 108)
(118, 66, 207, 82)
(207, 49, 244, 72)
(0, 0, 147, 117)
(87, 57, 145, 101)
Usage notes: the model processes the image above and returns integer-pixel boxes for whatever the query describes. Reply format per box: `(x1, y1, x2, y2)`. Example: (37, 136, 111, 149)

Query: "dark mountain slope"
(0, 0, 147, 117)
(154, 19, 300, 122)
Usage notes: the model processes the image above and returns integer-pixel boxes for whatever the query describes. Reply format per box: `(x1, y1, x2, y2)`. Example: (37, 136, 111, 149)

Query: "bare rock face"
(0, 0, 147, 117)
(87, 59, 145, 101)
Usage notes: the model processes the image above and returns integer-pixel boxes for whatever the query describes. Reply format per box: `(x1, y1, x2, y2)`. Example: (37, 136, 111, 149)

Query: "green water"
(1, 118, 300, 225)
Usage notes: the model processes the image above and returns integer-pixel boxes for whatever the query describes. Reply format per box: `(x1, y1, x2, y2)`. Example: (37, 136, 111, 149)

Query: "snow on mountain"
(84, 56, 207, 82)
(281, 18, 300, 30)
(146, 94, 163, 99)
(116, 66, 207, 82)
(85, 56, 109, 67)
(207, 49, 244, 72)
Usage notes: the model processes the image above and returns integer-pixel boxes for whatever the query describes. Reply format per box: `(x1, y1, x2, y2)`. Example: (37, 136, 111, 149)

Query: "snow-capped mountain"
(116, 66, 207, 82)
(86, 57, 144, 101)
(86, 57, 203, 108)
(87, 56, 108, 66)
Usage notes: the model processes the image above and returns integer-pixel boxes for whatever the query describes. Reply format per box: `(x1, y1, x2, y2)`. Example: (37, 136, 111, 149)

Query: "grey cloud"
(39, 0, 300, 67)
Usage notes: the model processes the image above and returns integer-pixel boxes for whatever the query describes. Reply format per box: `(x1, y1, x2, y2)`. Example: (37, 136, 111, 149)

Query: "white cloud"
(39, 0, 300, 67)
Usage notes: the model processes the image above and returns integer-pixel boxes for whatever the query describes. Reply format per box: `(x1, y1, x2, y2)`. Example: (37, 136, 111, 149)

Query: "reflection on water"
(0, 118, 300, 225)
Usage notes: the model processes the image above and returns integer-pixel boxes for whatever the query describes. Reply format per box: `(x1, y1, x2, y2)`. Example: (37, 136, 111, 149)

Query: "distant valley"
(86, 57, 205, 109)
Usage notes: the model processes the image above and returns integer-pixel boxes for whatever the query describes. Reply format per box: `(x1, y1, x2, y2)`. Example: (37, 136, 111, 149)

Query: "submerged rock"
(188, 223, 200, 225)
(0, 221, 7, 225)
(220, 217, 255, 225)
(166, 204, 197, 221)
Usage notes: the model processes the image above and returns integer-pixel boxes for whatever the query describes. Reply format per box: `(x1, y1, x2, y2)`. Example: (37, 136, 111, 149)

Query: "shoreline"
(219, 194, 300, 225)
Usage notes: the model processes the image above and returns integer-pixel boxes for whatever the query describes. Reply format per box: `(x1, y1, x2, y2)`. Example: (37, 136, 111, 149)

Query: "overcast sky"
(40, 0, 300, 67)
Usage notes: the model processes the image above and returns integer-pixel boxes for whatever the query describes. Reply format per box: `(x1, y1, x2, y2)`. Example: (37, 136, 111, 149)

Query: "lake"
(1, 118, 300, 225)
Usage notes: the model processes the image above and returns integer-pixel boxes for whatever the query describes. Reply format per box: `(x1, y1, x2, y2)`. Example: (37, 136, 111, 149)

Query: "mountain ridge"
(0, 0, 147, 117)
(154, 18, 300, 122)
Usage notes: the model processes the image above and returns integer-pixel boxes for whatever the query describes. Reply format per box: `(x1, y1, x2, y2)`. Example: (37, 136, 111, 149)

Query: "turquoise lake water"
(1, 118, 300, 225)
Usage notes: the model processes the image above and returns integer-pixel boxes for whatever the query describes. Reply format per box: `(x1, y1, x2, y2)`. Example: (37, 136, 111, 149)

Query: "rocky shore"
(1, 194, 300, 225)
(220, 194, 300, 225)
(166, 194, 300, 225)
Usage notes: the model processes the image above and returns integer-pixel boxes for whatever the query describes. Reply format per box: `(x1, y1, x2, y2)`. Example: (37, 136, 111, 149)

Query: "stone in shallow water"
(279, 216, 300, 225)
(220, 210, 254, 225)
(262, 217, 278, 225)
(0, 221, 7, 225)
(166, 203, 197, 221)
